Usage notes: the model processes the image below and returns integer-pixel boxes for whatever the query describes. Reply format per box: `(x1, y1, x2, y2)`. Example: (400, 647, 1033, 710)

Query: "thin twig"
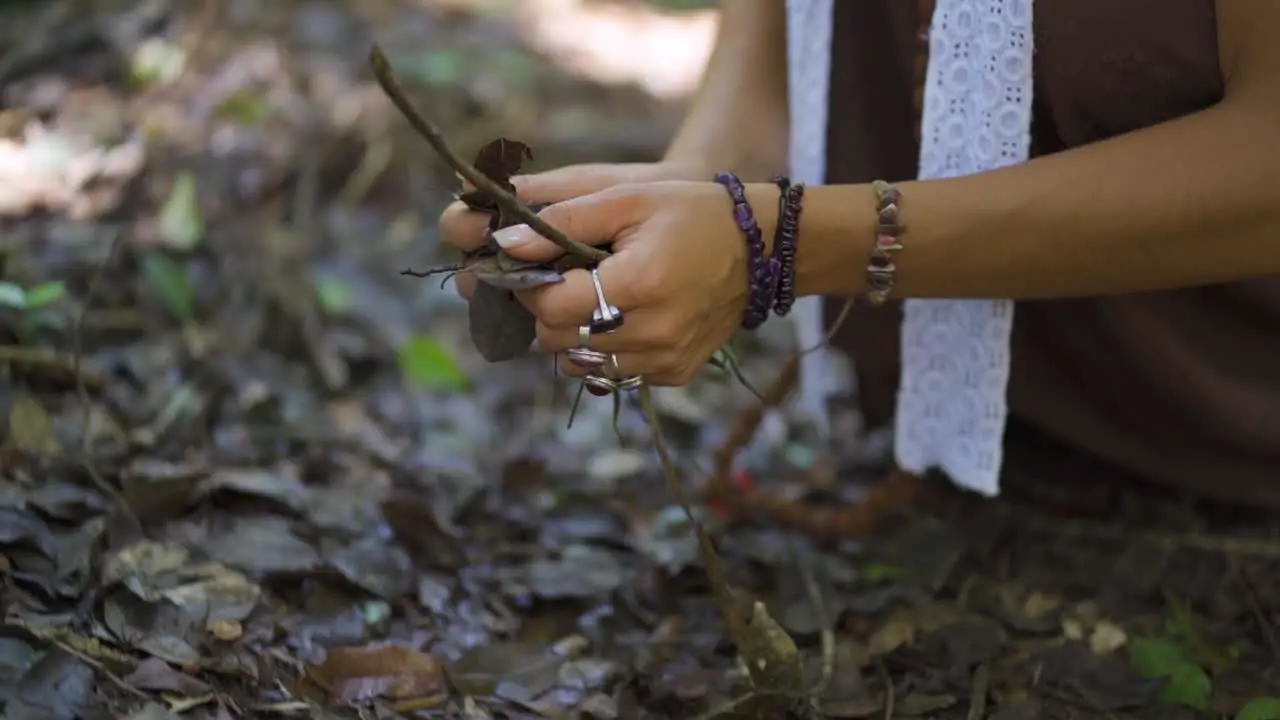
(368, 44, 607, 262)
(0, 345, 104, 386)
(876, 659, 895, 720)
(793, 544, 835, 697)
(70, 231, 140, 533)
(1004, 506, 1280, 558)
(50, 639, 149, 701)
(1235, 561, 1280, 663)
(966, 662, 990, 720)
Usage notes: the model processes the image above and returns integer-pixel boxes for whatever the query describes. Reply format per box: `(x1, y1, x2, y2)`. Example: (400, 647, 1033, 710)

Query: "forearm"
(665, 0, 788, 180)
(793, 101, 1280, 300)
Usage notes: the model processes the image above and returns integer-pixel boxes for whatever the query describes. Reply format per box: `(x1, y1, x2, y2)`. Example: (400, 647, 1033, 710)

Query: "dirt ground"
(0, 1, 1277, 718)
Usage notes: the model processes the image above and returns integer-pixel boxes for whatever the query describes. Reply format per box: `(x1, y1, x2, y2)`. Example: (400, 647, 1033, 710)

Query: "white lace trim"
(785, 0, 837, 435)
(785, 0, 1035, 496)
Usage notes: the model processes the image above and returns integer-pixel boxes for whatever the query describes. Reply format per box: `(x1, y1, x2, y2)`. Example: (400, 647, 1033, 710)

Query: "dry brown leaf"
(8, 390, 60, 455)
(298, 644, 447, 708)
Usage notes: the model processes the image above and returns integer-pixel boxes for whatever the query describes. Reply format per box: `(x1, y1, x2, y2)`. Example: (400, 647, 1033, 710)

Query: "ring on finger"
(577, 324, 592, 349)
(583, 373, 643, 396)
(566, 347, 609, 369)
(588, 266, 623, 334)
(601, 352, 644, 388)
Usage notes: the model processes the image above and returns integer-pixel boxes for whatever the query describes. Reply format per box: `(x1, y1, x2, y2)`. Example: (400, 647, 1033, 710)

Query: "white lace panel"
(785, 0, 1034, 497)
(896, 0, 1034, 495)
(785, 0, 837, 433)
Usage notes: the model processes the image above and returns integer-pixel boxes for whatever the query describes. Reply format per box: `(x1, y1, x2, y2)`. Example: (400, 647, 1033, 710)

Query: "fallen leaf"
(301, 644, 447, 707)
(140, 252, 196, 322)
(458, 137, 533, 211)
(1090, 620, 1127, 656)
(524, 544, 632, 599)
(21, 281, 66, 310)
(197, 466, 312, 513)
(0, 281, 25, 309)
(1128, 636, 1212, 711)
(469, 283, 536, 362)
(204, 515, 321, 574)
(8, 390, 60, 456)
(8, 648, 94, 719)
(124, 702, 182, 720)
(207, 618, 242, 641)
(868, 619, 915, 656)
(124, 657, 211, 696)
(397, 334, 469, 391)
(1237, 697, 1280, 720)
(102, 540, 191, 601)
(158, 171, 203, 250)
(447, 643, 564, 697)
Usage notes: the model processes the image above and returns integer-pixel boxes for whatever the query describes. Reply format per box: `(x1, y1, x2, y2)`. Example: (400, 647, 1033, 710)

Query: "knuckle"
(535, 322, 569, 352)
(629, 272, 668, 305)
(539, 301, 579, 330)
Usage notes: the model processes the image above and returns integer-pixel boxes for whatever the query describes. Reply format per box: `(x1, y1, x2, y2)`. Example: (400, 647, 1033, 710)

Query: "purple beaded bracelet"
(770, 176, 804, 317)
(714, 171, 777, 330)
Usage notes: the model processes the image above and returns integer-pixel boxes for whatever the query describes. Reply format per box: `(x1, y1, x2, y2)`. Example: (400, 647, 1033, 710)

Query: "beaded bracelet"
(770, 176, 805, 317)
(866, 180, 903, 305)
(714, 172, 777, 330)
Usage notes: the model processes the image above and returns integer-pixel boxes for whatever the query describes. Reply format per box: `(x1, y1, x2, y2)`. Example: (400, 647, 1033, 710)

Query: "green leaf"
(860, 563, 911, 584)
(0, 281, 26, 309)
(22, 281, 66, 310)
(314, 277, 353, 314)
(397, 335, 468, 391)
(1164, 590, 1234, 673)
(140, 253, 196, 322)
(215, 90, 270, 125)
(1237, 697, 1280, 720)
(1161, 663, 1212, 710)
(158, 171, 204, 250)
(18, 308, 69, 338)
(1128, 637, 1212, 710)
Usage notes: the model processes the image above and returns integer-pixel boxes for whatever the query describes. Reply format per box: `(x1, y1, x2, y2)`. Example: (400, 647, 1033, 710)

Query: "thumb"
(490, 187, 639, 262)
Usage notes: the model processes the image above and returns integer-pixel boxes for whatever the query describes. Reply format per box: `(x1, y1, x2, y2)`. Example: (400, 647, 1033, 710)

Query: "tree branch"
(368, 44, 608, 262)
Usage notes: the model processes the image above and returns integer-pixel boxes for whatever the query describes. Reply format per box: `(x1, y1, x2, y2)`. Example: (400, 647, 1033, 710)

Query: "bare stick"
(368, 44, 608, 262)
(70, 231, 140, 533)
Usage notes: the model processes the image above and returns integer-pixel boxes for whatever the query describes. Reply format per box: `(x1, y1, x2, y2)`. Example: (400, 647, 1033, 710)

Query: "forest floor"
(0, 1, 1277, 718)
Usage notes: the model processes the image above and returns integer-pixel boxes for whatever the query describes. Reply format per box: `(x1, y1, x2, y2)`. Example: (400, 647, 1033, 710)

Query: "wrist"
(664, 136, 786, 183)
(791, 184, 873, 299)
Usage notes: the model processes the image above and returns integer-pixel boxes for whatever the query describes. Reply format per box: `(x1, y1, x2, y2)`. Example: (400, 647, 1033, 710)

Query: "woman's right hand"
(438, 160, 711, 299)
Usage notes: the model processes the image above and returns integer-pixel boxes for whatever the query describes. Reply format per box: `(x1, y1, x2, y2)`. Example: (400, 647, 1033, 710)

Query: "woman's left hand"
(490, 180, 779, 386)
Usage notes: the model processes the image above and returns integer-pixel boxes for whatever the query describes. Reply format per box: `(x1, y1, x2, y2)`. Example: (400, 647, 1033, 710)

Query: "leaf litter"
(0, 0, 1276, 718)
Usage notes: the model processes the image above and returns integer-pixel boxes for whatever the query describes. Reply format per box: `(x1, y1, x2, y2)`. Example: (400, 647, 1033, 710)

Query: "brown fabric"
(824, 0, 1280, 507)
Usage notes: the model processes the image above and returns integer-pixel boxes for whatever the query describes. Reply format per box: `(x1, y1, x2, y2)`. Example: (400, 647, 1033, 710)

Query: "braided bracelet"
(866, 180, 903, 305)
(770, 176, 804, 317)
(714, 172, 777, 330)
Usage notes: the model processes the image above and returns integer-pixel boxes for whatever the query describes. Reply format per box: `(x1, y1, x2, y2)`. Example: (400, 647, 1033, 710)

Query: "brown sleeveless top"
(825, 0, 1280, 507)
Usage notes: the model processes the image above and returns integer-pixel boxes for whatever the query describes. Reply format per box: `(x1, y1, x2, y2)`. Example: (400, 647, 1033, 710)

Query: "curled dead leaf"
(298, 644, 447, 708)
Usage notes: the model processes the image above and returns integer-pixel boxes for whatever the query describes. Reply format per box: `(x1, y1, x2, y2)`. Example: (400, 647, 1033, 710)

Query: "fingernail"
(492, 224, 531, 249)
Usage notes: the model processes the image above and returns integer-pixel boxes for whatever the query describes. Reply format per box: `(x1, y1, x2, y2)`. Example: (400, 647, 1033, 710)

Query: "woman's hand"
(490, 180, 779, 386)
(437, 161, 711, 299)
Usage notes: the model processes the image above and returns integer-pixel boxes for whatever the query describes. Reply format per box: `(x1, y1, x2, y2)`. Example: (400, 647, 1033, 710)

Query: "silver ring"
(584, 373, 642, 394)
(589, 267, 623, 333)
(578, 324, 592, 349)
(566, 347, 609, 369)
(604, 352, 644, 388)
(585, 373, 644, 393)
